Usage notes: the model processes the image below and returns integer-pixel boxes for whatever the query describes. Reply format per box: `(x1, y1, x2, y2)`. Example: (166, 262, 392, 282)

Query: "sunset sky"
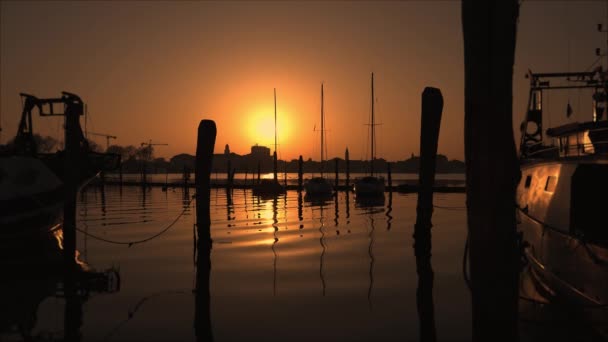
(1, 1, 606, 162)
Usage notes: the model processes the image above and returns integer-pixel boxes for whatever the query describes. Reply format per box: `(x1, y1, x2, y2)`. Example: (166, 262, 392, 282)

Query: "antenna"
(598, 6, 608, 70)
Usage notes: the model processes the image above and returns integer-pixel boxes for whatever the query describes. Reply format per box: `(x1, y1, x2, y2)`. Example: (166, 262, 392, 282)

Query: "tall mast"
(371, 72, 375, 176)
(274, 88, 278, 154)
(273, 88, 278, 182)
(321, 83, 325, 177)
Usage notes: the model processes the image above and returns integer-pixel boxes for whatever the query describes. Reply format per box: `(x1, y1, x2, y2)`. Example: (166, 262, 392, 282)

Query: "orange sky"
(1, 1, 606, 161)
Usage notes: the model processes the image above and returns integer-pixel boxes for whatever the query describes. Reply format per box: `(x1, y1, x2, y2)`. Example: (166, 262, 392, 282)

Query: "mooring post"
(62, 95, 83, 341)
(226, 159, 232, 188)
(196, 120, 216, 243)
(335, 158, 339, 190)
(387, 162, 392, 190)
(463, 2, 520, 341)
(298, 155, 303, 191)
(414, 87, 443, 342)
(119, 163, 123, 187)
(257, 161, 261, 184)
(195, 119, 216, 342)
(345, 148, 350, 190)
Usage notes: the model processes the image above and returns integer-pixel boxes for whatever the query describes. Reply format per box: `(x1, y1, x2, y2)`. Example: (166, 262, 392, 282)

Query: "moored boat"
(253, 88, 285, 197)
(517, 69, 608, 337)
(354, 72, 385, 201)
(305, 83, 334, 199)
(0, 92, 120, 237)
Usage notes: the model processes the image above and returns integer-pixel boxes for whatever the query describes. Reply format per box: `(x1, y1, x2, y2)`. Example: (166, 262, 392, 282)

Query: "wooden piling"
(62, 95, 83, 341)
(194, 120, 216, 342)
(334, 158, 339, 189)
(119, 163, 123, 187)
(195, 119, 216, 243)
(194, 119, 216, 340)
(227, 159, 232, 188)
(298, 155, 303, 190)
(387, 162, 392, 189)
(462, 1, 520, 341)
(257, 161, 261, 184)
(63, 99, 81, 267)
(345, 148, 350, 189)
(413, 87, 443, 342)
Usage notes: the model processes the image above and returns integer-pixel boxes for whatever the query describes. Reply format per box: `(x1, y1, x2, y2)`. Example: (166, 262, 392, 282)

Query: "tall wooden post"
(334, 158, 339, 189)
(345, 148, 350, 189)
(226, 159, 232, 188)
(462, 2, 520, 341)
(119, 163, 123, 187)
(196, 120, 216, 243)
(298, 155, 303, 190)
(63, 95, 83, 341)
(414, 87, 443, 342)
(387, 162, 392, 189)
(195, 120, 216, 342)
(257, 161, 261, 184)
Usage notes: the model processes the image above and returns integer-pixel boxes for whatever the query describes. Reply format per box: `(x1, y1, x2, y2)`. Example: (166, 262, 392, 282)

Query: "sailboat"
(304, 83, 334, 199)
(354, 73, 385, 199)
(252, 88, 286, 197)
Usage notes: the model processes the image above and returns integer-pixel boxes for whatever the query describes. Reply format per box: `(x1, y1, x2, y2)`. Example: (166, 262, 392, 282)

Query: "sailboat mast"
(274, 88, 278, 182)
(371, 72, 375, 176)
(321, 83, 325, 177)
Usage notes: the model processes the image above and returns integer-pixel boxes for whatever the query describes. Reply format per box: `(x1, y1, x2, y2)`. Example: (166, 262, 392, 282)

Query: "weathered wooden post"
(63, 95, 83, 341)
(345, 148, 350, 190)
(387, 162, 392, 190)
(334, 158, 339, 190)
(257, 161, 261, 184)
(195, 119, 216, 342)
(414, 87, 443, 342)
(462, 1, 520, 341)
(196, 120, 216, 242)
(298, 155, 303, 191)
(226, 159, 232, 188)
(119, 163, 123, 187)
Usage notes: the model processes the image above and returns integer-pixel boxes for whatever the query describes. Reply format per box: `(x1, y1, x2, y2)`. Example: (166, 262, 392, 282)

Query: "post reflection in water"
(386, 191, 393, 231)
(272, 196, 279, 296)
(8, 185, 486, 341)
(316, 203, 328, 296)
(195, 236, 213, 342)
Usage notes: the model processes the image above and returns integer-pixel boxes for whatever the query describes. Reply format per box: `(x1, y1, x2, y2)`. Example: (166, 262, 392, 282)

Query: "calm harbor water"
(2, 185, 602, 341)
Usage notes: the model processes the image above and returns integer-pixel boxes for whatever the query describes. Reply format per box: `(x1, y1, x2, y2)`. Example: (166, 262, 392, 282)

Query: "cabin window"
(571, 165, 608, 247)
(544, 176, 556, 193)
(524, 175, 532, 188)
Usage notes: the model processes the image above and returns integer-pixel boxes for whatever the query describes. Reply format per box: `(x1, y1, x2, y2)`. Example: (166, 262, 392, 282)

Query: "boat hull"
(354, 176, 385, 196)
(0, 156, 65, 237)
(304, 177, 334, 198)
(517, 160, 608, 337)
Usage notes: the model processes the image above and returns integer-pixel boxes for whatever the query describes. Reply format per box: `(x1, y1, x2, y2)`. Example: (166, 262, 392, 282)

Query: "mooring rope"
(75, 194, 195, 247)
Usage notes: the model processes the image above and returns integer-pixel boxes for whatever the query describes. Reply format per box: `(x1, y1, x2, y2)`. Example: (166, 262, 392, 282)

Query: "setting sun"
(246, 106, 292, 153)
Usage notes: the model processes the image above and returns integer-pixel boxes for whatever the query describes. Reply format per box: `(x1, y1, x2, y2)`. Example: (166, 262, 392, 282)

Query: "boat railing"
(522, 141, 608, 159)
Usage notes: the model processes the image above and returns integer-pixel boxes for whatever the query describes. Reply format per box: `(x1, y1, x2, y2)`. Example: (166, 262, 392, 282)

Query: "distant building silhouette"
(251, 144, 270, 158)
(224, 144, 230, 155)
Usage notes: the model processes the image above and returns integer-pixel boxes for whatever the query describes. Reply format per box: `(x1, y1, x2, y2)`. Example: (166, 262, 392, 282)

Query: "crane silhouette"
(140, 140, 168, 161)
(88, 132, 117, 151)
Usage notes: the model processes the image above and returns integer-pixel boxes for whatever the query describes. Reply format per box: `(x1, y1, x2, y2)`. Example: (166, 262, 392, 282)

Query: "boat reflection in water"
(0, 224, 120, 341)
